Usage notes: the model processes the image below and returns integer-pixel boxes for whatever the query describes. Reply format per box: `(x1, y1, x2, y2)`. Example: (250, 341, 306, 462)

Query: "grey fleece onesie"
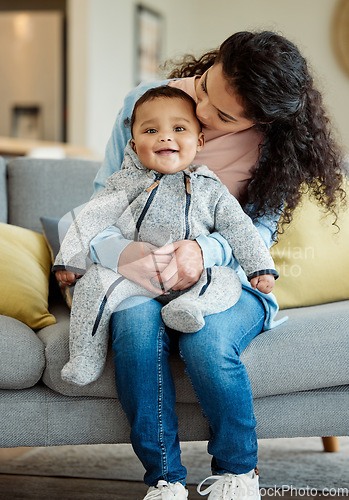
(53, 141, 278, 386)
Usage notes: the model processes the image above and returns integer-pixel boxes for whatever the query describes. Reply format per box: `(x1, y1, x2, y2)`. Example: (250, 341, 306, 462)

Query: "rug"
(0, 437, 348, 492)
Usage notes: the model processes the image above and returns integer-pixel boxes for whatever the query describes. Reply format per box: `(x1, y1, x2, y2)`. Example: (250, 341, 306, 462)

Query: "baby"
(54, 86, 278, 386)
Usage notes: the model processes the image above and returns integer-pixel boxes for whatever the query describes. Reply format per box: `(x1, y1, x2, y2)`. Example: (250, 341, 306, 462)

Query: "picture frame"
(332, 0, 349, 78)
(134, 4, 164, 85)
(11, 105, 42, 140)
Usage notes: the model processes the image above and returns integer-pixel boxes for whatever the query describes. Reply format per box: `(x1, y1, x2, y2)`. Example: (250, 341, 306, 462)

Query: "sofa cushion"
(0, 157, 7, 223)
(0, 315, 46, 389)
(271, 176, 349, 309)
(6, 157, 100, 233)
(0, 223, 56, 329)
(0, 384, 348, 446)
(38, 299, 349, 402)
(243, 300, 349, 398)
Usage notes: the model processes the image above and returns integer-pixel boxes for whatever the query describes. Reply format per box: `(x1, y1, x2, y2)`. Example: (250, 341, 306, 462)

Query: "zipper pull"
(146, 173, 162, 192)
(146, 180, 160, 192)
(185, 176, 191, 195)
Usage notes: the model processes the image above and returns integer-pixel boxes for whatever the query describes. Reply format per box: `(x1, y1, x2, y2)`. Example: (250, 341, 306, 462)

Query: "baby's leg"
(161, 267, 242, 333)
(61, 264, 154, 386)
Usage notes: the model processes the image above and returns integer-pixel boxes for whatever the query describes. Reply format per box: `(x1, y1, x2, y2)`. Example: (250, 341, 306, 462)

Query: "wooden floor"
(0, 443, 346, 500)
(0, 475, 347, 500)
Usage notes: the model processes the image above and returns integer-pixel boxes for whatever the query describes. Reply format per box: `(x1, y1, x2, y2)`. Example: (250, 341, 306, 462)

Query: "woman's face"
(195, 63, 255, 133)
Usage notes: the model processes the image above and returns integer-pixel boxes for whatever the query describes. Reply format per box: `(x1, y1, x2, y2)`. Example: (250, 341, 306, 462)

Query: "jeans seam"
(178, 345, 209, 422)
(234, 312, 264, 430)
(157, 324, 169, 481)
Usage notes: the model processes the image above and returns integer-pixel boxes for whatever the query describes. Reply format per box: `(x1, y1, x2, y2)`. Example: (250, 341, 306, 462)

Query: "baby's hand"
(250, 274, 275, 294)
(55, 270, 81, 286)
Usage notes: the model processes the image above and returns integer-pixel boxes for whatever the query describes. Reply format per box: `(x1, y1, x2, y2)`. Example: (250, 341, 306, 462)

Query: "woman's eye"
(174, 126, 185, 132)
(145, 129, 157, 133)
(218, 114, 229, 123)
(201, 72, 209, 94)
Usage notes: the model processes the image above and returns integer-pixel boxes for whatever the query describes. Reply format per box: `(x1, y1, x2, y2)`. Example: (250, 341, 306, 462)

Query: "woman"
(88, 31, 345, 500)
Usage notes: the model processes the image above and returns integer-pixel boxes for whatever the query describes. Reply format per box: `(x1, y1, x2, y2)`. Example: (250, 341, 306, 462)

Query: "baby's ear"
(131, 139, 137, 153)
(197, 132, 205, 152)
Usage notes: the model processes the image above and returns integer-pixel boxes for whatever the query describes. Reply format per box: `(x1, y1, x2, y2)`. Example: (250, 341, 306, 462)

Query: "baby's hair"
(125, 86, 199, 136)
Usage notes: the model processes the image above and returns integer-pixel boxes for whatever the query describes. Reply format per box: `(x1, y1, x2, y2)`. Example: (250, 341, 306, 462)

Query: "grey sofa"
(0, 155, 348, 450)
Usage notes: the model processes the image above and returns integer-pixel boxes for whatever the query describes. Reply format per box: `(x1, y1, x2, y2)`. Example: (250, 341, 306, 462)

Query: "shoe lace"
(197, 474, 248, 499)
(144, 480, 182, 499)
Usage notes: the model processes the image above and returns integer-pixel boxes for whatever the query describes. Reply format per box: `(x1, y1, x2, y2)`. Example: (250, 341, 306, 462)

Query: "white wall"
(68, 0, 349, 158)
(67, 0, 202, 157)
(182, 0, 349, 154)
(0, 11, 63, 141)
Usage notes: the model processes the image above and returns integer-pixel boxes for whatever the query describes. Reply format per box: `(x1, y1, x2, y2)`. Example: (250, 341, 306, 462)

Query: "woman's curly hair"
(166, 31, 346, 234)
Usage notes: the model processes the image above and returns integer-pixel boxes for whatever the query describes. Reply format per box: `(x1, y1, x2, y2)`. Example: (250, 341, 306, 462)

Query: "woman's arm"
(89, 207, 278, 291)
(195, 211, 278, 270)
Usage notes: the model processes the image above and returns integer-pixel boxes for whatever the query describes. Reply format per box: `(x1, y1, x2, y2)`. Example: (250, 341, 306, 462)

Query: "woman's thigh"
(110, 296, 167, 360)
(178, 289, 266, 372)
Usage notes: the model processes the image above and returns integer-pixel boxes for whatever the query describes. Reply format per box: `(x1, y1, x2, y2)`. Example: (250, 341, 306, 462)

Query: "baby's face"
(131, 97, 204, 174)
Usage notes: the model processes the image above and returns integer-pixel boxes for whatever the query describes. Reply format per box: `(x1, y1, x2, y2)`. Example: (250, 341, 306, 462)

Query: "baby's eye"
(174, 126, 185, 132)
(145, 128, 157, 134)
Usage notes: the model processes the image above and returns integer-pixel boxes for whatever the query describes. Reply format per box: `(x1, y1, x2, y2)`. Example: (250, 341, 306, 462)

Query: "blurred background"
(0, 0, 348, 159)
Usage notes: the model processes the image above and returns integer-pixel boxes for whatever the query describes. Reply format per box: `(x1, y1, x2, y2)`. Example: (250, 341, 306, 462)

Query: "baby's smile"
(155, 148, 179, 156)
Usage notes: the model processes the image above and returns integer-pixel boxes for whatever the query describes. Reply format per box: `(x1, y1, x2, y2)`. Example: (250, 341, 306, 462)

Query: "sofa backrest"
(0, 157, 7, 223)
(6, 157, 101, 233)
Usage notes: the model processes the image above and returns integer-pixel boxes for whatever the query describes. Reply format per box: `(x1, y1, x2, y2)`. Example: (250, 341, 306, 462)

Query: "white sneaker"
(197, 470, 260, 500)
(144, 480, 189, 499)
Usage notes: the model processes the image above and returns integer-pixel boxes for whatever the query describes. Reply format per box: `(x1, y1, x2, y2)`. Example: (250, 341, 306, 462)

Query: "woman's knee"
(179, 329, 237, 373)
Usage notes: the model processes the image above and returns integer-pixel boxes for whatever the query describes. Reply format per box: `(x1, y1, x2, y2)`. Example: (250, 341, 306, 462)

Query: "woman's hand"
(118, 240, 204, 293)
(152, 240, 204, 291)
(117, 241, 173, 294)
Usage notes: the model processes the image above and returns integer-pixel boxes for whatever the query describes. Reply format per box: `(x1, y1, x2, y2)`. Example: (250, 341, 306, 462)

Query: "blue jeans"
(110, 289, 266, 486)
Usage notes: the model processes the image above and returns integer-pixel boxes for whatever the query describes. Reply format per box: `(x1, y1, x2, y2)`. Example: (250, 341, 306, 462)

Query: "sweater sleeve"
(213, 189, 278, 279)
(195, 211, 278, 270)
(53, 175, 130, 274)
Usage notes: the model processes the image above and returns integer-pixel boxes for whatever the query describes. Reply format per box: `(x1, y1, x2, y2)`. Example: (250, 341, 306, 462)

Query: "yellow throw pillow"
(270, 181, 349, 309)
(0, 223, 56, 329)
